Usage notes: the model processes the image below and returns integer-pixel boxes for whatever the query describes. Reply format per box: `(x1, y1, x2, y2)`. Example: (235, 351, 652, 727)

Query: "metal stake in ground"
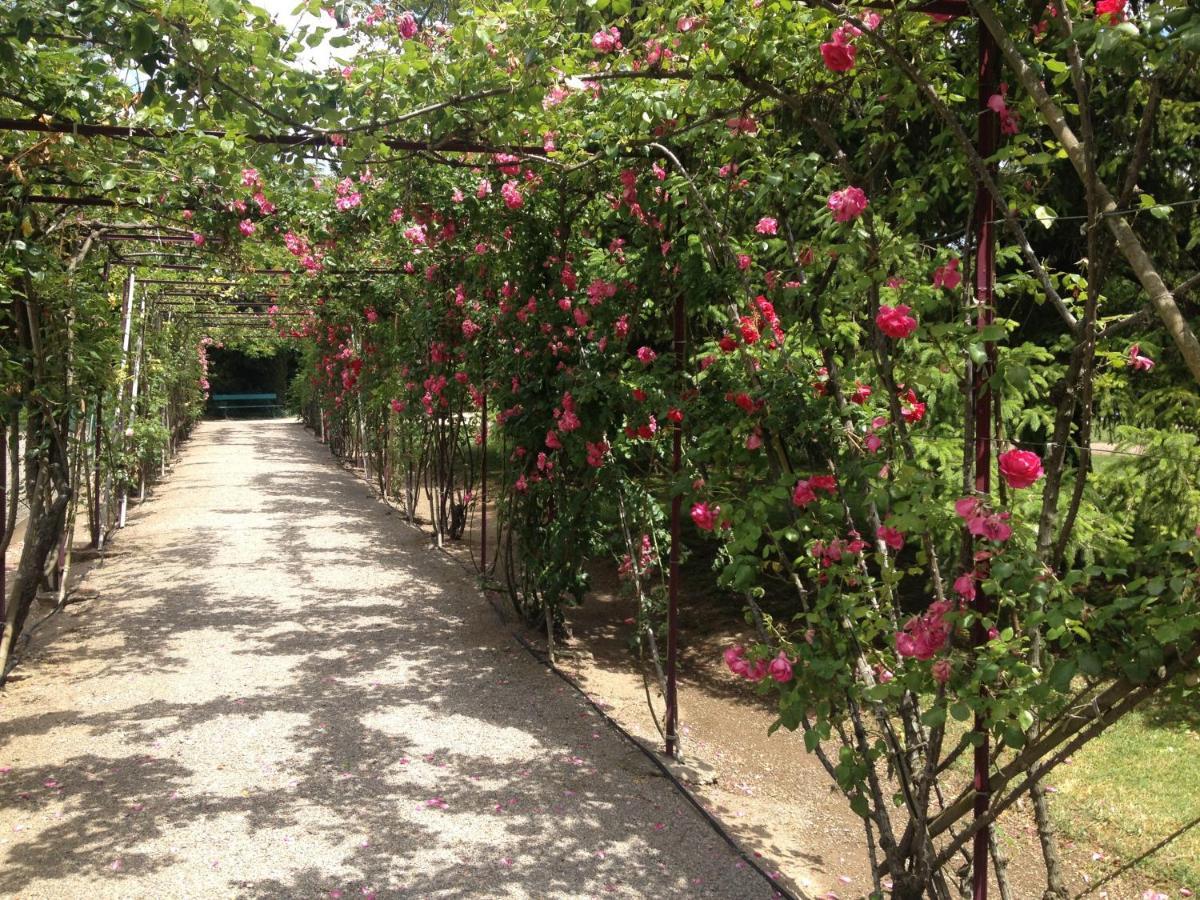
(970, 21, 1002, 900)
(665, 289, 685, 758)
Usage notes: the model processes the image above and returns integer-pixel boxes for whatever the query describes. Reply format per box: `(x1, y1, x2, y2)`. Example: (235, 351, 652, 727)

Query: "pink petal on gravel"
(499, 858, 513, 868)
(652, 822, 666, 831)
(110, 859, 123, 871)
(838, 875, 852, 884)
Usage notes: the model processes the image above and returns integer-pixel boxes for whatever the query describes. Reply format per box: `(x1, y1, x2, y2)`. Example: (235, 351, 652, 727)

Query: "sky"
(254, 0, 348, 72)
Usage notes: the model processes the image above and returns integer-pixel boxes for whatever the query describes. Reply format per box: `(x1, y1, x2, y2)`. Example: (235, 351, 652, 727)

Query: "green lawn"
(1049, 697, 1200, 889)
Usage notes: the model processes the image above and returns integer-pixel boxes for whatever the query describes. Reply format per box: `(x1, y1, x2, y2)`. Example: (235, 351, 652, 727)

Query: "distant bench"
(210, 393, 283, 418)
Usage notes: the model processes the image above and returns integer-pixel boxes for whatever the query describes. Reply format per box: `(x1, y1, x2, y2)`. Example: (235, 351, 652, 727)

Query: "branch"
(819, 2, 1080, 334)
(1117, 78, 1162, 210)
(927, 640, 1200, 845)
(970, 0, 1200, 384)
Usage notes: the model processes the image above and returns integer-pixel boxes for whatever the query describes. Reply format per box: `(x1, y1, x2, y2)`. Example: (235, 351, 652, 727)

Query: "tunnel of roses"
(2, 0, 1199, 898)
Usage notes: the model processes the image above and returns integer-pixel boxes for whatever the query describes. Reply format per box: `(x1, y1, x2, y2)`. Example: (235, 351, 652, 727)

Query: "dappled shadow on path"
(0, 420, 776, 899)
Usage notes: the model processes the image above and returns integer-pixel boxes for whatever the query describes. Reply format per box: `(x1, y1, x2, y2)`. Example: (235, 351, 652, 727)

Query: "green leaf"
(921, 705, 947, 728)
(1033, 205, 1056, 229)
(849, 793, 870, 818)
(191, 37, 210, 52)
(1048, 659, 1076, 692)
(804, 728, 821, 753)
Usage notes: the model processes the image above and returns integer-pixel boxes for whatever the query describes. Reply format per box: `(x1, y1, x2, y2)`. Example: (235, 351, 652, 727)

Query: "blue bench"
(210, 393, 283, 418)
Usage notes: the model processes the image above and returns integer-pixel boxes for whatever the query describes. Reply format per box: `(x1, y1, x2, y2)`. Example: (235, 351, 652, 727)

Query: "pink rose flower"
(820, 41, 857, 72)
(745, 658, 769, 682)
(591, 27, 621, 53)
(998, 449, 1044, 489)
(792, 479, 817, 508)
(932, 658, 952, 684)
(876, 304, 918, 339)
(933, 258, 962, 290)
(895, 600, 952, 660)
(1127, 344, 1155, 372)
(755, 216, 778, 235)
(1096, 0, 1126, 24)
(827, 186, 868, 222)
(501, 180, 524, 209)
(953, 573, 977, 602)
(810, 475, 837, 494)
(636, 346, 657, 365)
(723, 645, 750, 678)
(876, 525, 904, 551)
(768, 652, 793, 683)
(691, 502, 719, 531)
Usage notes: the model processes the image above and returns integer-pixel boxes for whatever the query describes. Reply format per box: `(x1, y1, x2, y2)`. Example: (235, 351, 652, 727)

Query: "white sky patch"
(254, 0, 357, 72)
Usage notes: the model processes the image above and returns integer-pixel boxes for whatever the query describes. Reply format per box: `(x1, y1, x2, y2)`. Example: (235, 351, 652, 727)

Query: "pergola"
(2, 5, 1011, 894)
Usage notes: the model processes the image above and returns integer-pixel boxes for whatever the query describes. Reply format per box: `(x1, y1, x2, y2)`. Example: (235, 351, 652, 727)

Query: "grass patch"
(1049, 696, 1200, 889)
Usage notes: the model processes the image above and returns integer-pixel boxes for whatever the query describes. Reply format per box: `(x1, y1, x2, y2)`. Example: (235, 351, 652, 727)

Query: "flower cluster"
(724, 645, 794, 683)
(895, 600, 952, 660)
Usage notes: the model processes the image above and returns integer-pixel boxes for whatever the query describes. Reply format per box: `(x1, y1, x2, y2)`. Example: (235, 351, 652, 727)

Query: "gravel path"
(0, 420, 778, 899)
